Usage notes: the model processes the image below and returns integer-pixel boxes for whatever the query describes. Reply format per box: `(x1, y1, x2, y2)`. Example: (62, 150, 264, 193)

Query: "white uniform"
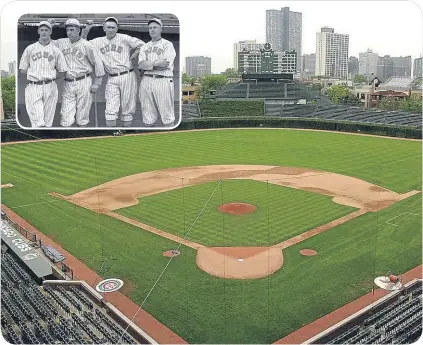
(19, 41, 69, 127)
(90, 33, 144, 122)
(138, 38, 176, 126)
(53, 38, 105, 126)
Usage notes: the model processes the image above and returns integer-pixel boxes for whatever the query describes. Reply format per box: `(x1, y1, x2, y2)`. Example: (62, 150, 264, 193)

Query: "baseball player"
(82, 17, 144, 127)
(50, 18, 105, 127)
(138, 18, 176, 127)
(19, 21, 69, 128)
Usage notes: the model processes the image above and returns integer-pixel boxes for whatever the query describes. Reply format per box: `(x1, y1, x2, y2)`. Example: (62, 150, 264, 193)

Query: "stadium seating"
(1, 222, 140, 344)
(182, 103, 201, 119)
(322, 281, 422, 344)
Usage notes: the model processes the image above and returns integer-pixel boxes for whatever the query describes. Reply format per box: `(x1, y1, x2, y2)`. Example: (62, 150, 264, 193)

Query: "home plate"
(238, 258, 244, 262)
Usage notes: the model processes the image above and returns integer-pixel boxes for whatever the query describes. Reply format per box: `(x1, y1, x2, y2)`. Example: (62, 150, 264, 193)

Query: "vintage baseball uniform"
(138, 37, 176, 125)
(19, 41, 69, 127)
(53, 38, 105, 126)
(90, 33, 144, 122)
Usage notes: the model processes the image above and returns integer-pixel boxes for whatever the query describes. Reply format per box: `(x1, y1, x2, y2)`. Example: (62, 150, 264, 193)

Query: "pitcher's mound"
(300, 249, 318, 256)
(218, 203, 257, 215)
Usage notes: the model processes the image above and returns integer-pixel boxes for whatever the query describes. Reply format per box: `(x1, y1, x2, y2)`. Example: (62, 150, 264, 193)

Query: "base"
(374, 276, 403, 290)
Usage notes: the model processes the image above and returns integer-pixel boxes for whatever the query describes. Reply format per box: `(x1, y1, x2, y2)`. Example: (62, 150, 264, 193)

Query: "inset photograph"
(17, 14, 180, 129)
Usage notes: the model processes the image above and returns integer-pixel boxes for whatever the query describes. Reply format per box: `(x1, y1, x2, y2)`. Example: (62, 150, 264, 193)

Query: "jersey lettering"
(31, 51, 54, 62)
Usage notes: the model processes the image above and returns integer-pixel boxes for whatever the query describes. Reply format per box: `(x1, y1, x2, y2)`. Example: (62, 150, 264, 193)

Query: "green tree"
(399, 94, 422, 113)
(182, 73, 197, 86)
(377, 97, 400, 111)
(353, 74, 367, 84)
(326, 85, 351, 104)
(221, 68, 239, 78)
(1, 75, 15, 117)
(199, 74, 227, 98)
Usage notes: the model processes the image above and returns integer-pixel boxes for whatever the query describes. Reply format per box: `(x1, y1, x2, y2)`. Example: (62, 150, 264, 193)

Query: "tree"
(182, 73, 196, 86)
(326, 85, 350, 104)
(199, 74, 227, 98)
(353, 74, 367, 84)
(221, 68, 239, 78)
(377, 97, 399, 111)
(398, 94, 422, 113)
(1, 75, 15, 117)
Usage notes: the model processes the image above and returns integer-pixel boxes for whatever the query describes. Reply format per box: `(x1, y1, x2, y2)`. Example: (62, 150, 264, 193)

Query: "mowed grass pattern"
(1, 129, 421, 343)
(118, 179, 357, 246)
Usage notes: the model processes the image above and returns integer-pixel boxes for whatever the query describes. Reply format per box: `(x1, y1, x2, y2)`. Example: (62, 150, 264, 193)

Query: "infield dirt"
(50, 165, 420, 279)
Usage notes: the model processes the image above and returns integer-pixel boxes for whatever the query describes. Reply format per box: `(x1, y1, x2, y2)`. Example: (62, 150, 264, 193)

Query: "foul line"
(9, 198, 64, 210)
(116, 180, 222, 344)
(386, 212, 420, 227)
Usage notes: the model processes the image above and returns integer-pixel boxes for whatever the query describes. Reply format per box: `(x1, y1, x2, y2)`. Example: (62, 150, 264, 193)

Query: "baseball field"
(1, 128, 421, 343)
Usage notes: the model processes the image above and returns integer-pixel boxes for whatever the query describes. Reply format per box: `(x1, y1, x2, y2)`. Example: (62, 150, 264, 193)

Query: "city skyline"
(1, 1, 422, 73)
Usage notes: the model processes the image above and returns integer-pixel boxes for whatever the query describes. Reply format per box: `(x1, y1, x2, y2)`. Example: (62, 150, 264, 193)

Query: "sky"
(1, 0, 422, 74)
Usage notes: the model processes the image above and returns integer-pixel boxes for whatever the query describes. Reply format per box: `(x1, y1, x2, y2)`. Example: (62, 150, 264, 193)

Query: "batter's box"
(386, 212, 420, 227)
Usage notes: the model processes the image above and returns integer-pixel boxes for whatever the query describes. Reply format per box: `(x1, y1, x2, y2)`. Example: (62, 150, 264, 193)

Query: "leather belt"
(64, 73, 91, 82)
(28, 79, 55, 85)
(109, 68, 134, 77)
(144, 74, 172, 79)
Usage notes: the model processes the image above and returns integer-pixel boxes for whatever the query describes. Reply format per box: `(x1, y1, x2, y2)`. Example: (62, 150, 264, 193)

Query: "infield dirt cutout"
(50, 165, 420, 279)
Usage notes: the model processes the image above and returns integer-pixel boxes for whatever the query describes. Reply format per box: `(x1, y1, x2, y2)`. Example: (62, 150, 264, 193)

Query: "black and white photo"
(17, 13, 180, 129)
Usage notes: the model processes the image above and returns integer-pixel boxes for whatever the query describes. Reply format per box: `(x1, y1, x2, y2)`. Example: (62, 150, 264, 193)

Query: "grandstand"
(215, 80, 314, 100)
(1, 218, 155, 344)
(305, 279, 422, 344)
(182, 102, 422, 128)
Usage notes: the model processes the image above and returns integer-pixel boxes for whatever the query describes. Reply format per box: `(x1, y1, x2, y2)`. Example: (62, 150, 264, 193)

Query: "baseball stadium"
(1, 70, 422, 344)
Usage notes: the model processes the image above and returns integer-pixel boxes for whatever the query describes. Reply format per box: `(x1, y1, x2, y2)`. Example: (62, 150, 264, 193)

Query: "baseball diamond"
(1, 129, 421, 343)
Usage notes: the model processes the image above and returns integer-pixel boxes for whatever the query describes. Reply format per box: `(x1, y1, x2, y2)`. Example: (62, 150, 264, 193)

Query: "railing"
(1, 212, 74, 280)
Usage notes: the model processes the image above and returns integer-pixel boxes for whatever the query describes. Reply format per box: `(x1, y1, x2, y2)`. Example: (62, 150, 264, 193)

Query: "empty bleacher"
(313, 280, 422, 344)
(263, 103, 422, 128)
(215, 81, 315, 100)
(182, 103, 201, 119)
(216, 83, 248, 99)
(1, 227, 141, 344)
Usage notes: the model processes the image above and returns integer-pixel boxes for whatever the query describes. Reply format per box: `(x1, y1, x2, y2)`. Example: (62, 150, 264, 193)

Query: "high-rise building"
(185, 56, 211, 78)
(238, 43, 297, 74)
(1, 70, 9, 78)
(266, 7, 302, 71)
(8, 61, 16, 76)
(413, 57, 422, 78)
(348, 56, 359, 79)
(359, 49, 379, 76)
(233, 40, 266, 71)
(377, 55, 394, 81)
(392, 56, 412, 77)
(315, 27, 349, 79)
(301, 53, 316, 75)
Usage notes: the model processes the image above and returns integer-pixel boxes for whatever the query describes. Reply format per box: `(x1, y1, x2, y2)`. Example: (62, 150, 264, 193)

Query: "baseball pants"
(60, 77, 92, 127)
(105, 72, 137, 122)
(25, 82, 58, 128)
(139, 76, 175, 125)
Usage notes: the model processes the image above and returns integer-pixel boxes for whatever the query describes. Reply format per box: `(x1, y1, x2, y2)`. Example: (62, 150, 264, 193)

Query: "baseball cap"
(65, 18, 81, 27)
(105, 17, 119, 25)
(38, 21, 52, 30)
(148, 18, 162, 27)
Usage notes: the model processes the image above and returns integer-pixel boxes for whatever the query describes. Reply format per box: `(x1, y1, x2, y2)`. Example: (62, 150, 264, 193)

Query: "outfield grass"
(118, 179, 357, 246)
(1, 129, 421, 343)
